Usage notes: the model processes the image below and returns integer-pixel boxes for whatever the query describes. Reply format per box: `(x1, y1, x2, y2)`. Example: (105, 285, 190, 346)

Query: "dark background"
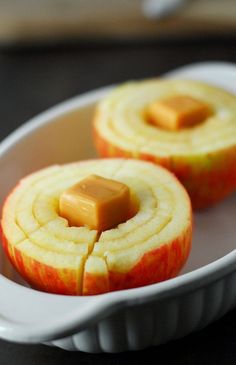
(0, 37, 236, 364)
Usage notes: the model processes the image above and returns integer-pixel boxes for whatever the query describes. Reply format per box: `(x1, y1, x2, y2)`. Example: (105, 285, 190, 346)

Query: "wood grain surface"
(0, 0, 235, 43)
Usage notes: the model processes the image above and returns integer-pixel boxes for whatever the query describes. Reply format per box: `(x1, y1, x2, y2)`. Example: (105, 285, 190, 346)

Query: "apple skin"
(83, 273, 109, 295)
(83, 222, 192, 295)
(1, 231, 79, 295)
(93, 128, 236, 209)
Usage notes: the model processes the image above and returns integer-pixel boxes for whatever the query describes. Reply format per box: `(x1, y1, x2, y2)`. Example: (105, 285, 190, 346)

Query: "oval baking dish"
(0, 61, 236, 353)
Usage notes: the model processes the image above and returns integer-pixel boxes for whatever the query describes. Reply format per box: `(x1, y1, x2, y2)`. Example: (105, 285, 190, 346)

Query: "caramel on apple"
(59, 174, 130, 231)
(147, 95, 212, 131)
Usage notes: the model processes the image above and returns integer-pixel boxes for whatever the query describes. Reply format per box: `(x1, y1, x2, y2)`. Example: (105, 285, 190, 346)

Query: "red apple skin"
(83, 220, 192, 295)
(83, 273, 109, 295)
(93, 127, 236, 209)
(1, 231, 80, 295)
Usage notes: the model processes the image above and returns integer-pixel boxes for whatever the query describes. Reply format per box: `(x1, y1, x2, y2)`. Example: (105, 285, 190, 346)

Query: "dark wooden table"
(0, 37, 236, 364)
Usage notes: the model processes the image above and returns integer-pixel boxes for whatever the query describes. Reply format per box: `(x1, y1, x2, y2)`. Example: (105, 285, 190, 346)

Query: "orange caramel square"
(147, 95, 212, 131)
(59, 174, 130, 231)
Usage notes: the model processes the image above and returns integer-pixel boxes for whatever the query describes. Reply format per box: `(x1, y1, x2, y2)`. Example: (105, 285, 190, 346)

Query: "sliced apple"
(1, 159, 192, 295)
(93, 79, 236, 208)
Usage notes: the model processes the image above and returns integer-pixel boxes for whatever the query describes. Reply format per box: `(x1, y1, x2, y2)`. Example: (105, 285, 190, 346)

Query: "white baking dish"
(0, 61, 236, 353)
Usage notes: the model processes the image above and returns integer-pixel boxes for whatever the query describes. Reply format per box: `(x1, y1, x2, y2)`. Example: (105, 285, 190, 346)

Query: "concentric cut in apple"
(1, 159, 192, 295)
(93, 79, 236, 209)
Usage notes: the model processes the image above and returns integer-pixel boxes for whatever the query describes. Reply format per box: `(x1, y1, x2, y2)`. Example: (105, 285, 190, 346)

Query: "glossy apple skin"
(1, 231, 79, 295)
(83, 273, 109, 295)
(93, 128, 236, 209)
(83, 223, 191, 295)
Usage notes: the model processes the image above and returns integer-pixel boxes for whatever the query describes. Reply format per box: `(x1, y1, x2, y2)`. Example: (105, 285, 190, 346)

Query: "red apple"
(1, 159, 192, 295)
(93, 79, 236, 209)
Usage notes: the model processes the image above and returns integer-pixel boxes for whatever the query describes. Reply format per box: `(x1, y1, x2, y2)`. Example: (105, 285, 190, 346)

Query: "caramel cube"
(59, 175, 130, 231)
(147, 95, 212, 131)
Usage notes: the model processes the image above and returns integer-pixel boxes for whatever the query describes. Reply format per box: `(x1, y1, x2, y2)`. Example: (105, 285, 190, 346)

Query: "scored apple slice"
(93, 79, 236, 209)
(1, 159, 192, 295)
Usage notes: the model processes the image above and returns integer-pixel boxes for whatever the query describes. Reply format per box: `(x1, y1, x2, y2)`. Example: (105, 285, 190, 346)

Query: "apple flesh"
(1, 159, 192, 295)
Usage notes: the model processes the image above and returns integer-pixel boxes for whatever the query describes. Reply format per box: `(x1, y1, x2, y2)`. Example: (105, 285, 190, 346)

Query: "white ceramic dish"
(0, 61, 236, 353)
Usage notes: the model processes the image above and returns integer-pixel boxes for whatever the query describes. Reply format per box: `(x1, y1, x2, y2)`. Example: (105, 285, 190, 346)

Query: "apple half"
(1, 159, 192, 295)
(93, 79, 236, 209)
